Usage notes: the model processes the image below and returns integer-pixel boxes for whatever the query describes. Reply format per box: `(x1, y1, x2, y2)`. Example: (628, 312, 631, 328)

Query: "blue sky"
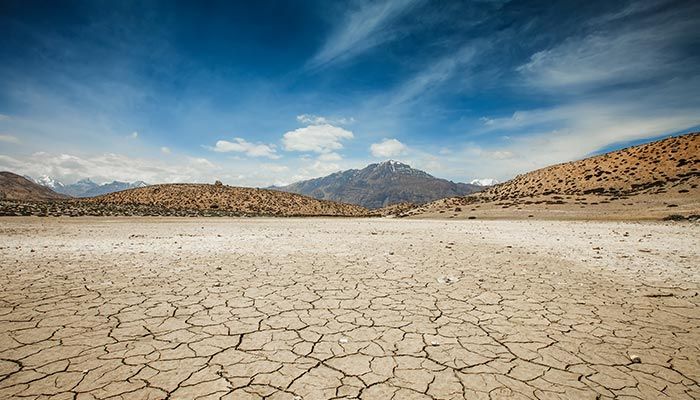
(0, 0, 699, 186)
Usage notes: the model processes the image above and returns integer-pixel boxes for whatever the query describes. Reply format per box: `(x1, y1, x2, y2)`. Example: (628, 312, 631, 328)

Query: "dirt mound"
(0, 171, 69, 201)
(80, 183, 369, 216)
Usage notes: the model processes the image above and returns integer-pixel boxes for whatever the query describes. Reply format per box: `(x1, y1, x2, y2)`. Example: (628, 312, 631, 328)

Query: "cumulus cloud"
(130, 131, 139, 139)
(370, 138, 408, 157)
(211, 137, 279, 159)
(296, 114, 355, 125)
(160, 147, 171, 154)
(282, 124, 354, 153)
(0, 134, 20, 144)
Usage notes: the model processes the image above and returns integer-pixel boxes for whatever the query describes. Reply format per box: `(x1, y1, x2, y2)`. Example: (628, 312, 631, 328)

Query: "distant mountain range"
(273, 160, 485, 209)
(28, 175, 148, 197)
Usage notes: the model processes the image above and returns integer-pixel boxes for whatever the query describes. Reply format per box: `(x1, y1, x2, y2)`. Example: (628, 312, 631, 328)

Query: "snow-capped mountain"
(31, 175, 66, 190)
(30, 176, 149, 197)
(470, 178, 499, 186)
(274, 160, 483, 209)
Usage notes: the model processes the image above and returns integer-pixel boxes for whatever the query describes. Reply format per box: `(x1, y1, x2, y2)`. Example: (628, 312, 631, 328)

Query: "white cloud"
(260, 163, 289, 173)
(296, 114, 355, 125)
(0, 134, 20, 144)
(485, 150, 514, 160)
(0, 114, 9, 121)
(130, 131, 139, 139)
(370, 138, 408, 158)
(308, 0, 424, 68)
(188, 157, 216, 168)
(160, 147, 171, 154)
(282, 124, 354, 153)
(318, 152, 342, 162)
(212, 137, 279, 159)
(0, 152, 220, 185)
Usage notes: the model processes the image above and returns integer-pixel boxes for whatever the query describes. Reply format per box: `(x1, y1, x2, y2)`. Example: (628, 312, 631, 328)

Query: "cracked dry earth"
(0, 218, 698, 400)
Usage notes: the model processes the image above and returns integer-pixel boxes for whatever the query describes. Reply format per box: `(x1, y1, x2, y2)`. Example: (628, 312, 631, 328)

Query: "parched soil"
(0, 218, 698, 399)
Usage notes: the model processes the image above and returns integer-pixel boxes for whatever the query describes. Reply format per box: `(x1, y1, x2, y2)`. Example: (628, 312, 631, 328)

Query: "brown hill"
(80, 182, 369, 216)
(0, 171, 69, 201)
(403, 133, 700, 220)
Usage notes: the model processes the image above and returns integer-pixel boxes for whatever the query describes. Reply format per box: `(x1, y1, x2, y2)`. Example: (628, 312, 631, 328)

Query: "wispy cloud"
(518, 4, 699, 91)
(296, 114, 354, 125)
(389, 45, 477, 105)
(308, 0, 424, 69)
(0, 134, 20, 144)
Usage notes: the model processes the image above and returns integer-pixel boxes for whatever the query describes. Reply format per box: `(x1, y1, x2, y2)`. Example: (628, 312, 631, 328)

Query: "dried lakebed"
(0, 218, 698, 399)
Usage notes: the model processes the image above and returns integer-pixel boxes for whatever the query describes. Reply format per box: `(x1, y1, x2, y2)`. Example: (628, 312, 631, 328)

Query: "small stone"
(338, 337, 349, 344)
(437, 276, 458, 285)
(629, 354, 641, 363)
(430, 340, 439, 346)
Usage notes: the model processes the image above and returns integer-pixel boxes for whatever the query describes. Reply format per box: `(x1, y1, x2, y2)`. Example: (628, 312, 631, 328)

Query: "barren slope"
(405, 133, 700, 220)
(80, 182, 369, 216)
(0, 171, 69, 201)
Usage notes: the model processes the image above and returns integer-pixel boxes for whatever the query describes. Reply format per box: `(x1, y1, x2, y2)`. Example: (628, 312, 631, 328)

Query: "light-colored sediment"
(0, 217, 698, 399)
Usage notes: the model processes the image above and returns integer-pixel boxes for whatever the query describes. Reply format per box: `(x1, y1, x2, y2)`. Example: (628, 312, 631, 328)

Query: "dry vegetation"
(82, 182, 369, 217)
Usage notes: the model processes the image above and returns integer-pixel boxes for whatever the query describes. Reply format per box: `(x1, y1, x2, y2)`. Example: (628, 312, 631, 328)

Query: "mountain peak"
(275, 161, 483, 208)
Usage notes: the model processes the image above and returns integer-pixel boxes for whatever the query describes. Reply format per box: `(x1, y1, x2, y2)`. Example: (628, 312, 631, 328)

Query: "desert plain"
(0, 217, 698, 399)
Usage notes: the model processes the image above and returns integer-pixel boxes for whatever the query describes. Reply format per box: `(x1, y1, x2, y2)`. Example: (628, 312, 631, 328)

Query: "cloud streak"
(308, 0, 424, 69)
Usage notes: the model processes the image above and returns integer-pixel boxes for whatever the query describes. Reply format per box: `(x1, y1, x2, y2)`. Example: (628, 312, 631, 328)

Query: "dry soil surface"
(0, 218, 698, 399)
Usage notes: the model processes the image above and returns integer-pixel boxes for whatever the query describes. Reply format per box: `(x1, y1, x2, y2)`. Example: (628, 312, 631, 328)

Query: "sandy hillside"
(80, 182, 369, 216)
(0, 217, 697, 399)
(405, 133, 699, 220)
(0, 171, 69, 201)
